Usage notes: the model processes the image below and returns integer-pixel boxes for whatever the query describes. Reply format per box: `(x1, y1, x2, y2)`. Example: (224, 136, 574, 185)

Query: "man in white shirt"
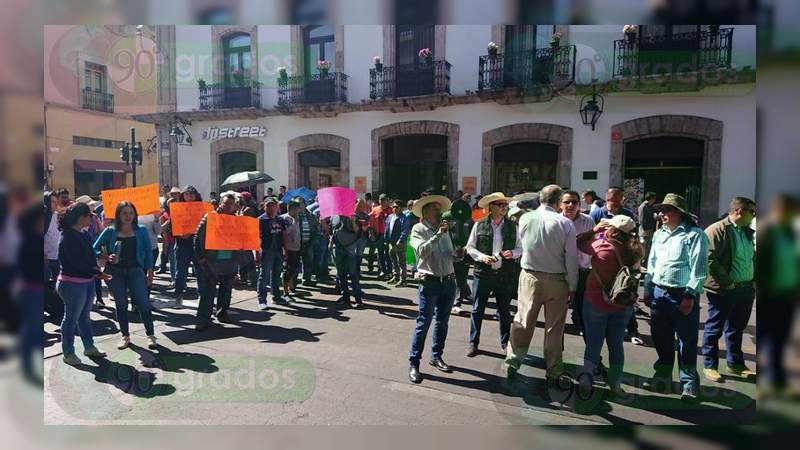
(465, 192, 521, 357)
(506, 185, 578, 384)
(560, 190, 595, 337)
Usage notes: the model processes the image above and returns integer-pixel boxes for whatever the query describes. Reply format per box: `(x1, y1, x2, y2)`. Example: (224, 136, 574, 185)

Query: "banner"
(317, 187, 356, 219)
(170, 202, 214, 236)
(101, 184, 161, 219)
(205, 213, 260, 251)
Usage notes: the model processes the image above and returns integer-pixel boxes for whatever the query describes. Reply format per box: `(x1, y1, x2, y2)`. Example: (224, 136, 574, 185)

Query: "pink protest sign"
(317, 187, 356, 219)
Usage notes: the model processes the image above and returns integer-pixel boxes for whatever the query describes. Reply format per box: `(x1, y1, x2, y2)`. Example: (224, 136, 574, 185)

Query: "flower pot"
(319, 68, 329, 78)
(488, 47, 498, 57)
(550, 42, 560, 49)
(420, 56, 432, 66)
(374, 63, 383, 71)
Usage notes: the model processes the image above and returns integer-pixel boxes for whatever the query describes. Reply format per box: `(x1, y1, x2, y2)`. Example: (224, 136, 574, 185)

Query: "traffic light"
(133, 142, 143, 165)
(120, 143, 130, 163)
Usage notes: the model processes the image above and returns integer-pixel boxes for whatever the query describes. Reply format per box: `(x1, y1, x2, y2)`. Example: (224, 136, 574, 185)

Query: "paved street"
(44, 266, 757, 425)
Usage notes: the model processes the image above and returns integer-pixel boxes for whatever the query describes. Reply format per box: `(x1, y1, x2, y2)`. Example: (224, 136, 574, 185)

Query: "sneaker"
(274, 296, 289, 306)
(63, 354, 82, 366)
(681, 386, 699, 402)
(336, 295, 350, 305)
(117, 336, 131, 350)
(725, 365, 757, 379)
(451, 305, 463, 314)
(173, 296, 184, 309)
(352, 298, 364, 308)
(83, 346, 107, 357)
(146, 335, 158, 350)
(703, 368, 723, 383)
(258, 301, 269, 311)
(629, 333, 644, 346)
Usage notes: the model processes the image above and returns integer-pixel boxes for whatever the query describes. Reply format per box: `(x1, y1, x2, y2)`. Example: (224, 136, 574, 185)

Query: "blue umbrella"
(282, 187, 316, 204)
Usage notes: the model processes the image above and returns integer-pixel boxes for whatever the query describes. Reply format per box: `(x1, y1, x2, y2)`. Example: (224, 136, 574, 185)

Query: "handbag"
(592, 243, 639, 308)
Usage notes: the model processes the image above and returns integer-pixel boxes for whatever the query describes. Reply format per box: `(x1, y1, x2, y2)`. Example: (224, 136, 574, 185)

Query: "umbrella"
(282, 187, 316, 204)
(220, 171, 275, 190)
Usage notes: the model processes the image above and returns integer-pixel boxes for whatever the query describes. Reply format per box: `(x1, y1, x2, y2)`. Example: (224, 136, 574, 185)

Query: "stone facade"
(210, 136, 265, 199)
(481, 123, 573, 194)
(370, 120, 460, 195)
(609, 114, 723, 224)
(287, 133, 350, 189)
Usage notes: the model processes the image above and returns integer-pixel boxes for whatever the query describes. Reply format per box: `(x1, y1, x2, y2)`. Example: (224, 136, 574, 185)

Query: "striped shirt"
(646, 221, 709, 295)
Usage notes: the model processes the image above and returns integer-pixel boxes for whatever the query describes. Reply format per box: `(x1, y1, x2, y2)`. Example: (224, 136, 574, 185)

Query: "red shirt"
(160, 212, 175, 245)
(369, 205, 392, 234)
(577, 237, 638, 313)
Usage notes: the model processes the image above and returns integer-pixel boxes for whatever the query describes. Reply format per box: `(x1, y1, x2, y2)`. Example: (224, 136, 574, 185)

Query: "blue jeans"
(650, 286, 701, 391)
(174, 244, 204, 297)
(300, 242, 315, 282)
(469, 275, 512, 347)
(313, 237, 330, 278)
(167, 242, 177, 282)
(105, 266, 155, 337)
(334, 247, 362, 300)
(45, 259, 60, 282)
(581, 300, 634, 388)
(55, 280, 96, 356)
(702, 285, 754, 369)
(257, 249, 284, 302)
(408, 277, 456, 368)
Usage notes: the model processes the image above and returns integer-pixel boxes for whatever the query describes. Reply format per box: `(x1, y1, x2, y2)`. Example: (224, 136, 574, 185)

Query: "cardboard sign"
(317, 187, 356, 219)
(101, 184, 161, 218)
(471, 208, 488, 222)
(205, 213, 260, 251)
(170, 202, 214, 236)
(462, 176, 477, 195)
(354, 176, 367, 194)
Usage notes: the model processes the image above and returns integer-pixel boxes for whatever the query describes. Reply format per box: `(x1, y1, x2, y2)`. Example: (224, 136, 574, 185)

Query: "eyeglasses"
(492, 203, 509, 207)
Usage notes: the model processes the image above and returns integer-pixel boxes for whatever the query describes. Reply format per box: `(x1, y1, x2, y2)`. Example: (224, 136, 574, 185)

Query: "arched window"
(223, 33, 251, 87)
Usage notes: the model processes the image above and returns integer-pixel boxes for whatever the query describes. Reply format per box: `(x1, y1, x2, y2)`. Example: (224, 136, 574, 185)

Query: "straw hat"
(512, 192, 538, 203)
(602, 215, 636, 234)
(411, 195, 451, 218)
(478, 192, 513, 209)
(75, 195, 93, 205)
(507, 200, 524, 218)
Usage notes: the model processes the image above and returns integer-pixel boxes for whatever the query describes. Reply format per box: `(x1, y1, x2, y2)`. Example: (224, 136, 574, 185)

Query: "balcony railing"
(81, 88, 114, 113)
(478, 45, 576, 92)
(613, 27, 733, 78)
(278, 72, 348, 107)
(199, 81, 262, 110)
(370, 60, 451, 99)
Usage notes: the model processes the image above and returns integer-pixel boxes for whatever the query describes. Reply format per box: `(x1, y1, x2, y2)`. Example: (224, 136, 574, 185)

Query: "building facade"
(136, 24, 757, 224)
(44, 25, 158, 197)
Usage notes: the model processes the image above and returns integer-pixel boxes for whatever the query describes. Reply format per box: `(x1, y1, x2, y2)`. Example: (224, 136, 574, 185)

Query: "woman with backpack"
(575, 215, 643, 395)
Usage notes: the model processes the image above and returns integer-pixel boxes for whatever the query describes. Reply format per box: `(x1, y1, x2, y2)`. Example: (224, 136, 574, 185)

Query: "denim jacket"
(93, 225, 154, 270)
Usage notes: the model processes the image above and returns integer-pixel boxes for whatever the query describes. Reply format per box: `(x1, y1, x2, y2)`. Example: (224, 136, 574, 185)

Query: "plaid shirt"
(646, 221, 709, 296)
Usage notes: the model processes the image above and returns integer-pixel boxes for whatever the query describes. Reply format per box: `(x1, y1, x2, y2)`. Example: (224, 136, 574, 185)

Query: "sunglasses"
(492, 203, 509, 207)
(659, 206, 676, 214)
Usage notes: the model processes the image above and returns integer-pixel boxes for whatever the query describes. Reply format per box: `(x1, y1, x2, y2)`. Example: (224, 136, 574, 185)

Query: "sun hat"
(478, 192, 513, 209)
(74, 195, 93, 205)
(655, 193, 691, 216)
(411, 195, 451, 218)
(603, 215, 636, 234)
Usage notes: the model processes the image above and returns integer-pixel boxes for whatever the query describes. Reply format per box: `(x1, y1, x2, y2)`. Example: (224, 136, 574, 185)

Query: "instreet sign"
(202, 125, 267, 140)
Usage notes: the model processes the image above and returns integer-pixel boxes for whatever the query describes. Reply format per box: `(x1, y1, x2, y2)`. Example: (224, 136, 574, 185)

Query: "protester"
(755, 194, 799, 397)
(159, 198, 177, 283)
(465, 192, 520, 357)
(44, 191, 62, 282)
(385, 200, 411, 286)
(16, 205, 44, 381)
(257, 197, 288, 309)
(644, 193, 708, 400)
(445, 192, 474, 314)
(582, 189, 603, 215)
(194, 193, 241, 330)
(56, 202, 110, 365)
(576, 215, 643, 395)
(367, 194, 392, 279)
(407, 195, 456, 384)
(93, 202, 158, 350)
(638, 192, 658, 267)
(506, 185, 578, 385)
(139, 212, 161, 274)
(172, 186, 205, 307)
(281, 200, 304, 298)
(354, 199, 371, 269)
(558, 190, 596, 338)
(277, 185, 287, 202)
(701, 197, 757, 382)
(291, 196, 319, 287)
(236, 191, 259, 286)
(332, 211, 364, 307)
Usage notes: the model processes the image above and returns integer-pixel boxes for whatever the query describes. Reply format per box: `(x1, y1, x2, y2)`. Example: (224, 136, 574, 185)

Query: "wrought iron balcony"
(613, 27, 733, 78)
(478, 45, 576, 92)
(81, 88, 114, 113)
(278, 72, 348, 107)
(370, 60, 451, 99)
(199, 81, 262, 110)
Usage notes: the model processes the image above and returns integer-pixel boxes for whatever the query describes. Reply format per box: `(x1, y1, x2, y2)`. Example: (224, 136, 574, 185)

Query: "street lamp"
(120, 127, 144, 186)
(170, 116, 192, 146)
(579, 80, 604, 131)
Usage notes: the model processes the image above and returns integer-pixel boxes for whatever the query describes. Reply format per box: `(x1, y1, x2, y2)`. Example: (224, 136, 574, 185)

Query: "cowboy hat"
(74, 195, 93, 205)
(512, 192, 538, 203)
(655, 193, 691, 217)
(507, 200, 524, 218)
(478, 192, 513, 209)
(169, 186, 181, 194)
(602, 215, 636, 234)
(412, 195, 451, 218)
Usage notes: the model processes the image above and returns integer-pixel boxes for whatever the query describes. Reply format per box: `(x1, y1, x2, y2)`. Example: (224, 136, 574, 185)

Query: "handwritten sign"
(101, 184, 161, 218)
(471, 208, 488, 222)
(354, 176, 367, 194)
(462, 176, 477, 195)
(170, 202, 214, 236)
(205, 213, 260, 251)
(317, 187, 356, 219)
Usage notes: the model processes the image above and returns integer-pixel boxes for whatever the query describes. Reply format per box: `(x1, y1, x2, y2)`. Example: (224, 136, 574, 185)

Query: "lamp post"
(120, 127, 143, 186)
(170, 116, 192, 146)
(579, 80, 604, 131)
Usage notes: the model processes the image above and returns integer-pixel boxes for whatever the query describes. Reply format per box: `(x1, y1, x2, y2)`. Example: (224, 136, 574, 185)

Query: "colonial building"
(134, 24, 756, 224)
(43, 25, 158, 197)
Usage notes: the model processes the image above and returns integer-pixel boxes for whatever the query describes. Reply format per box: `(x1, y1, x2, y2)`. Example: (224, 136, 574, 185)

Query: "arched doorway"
(210, 136, 265, 199)
(624, 137, 704, 215)
(219, 151, 257, 194)
(493, 142, 559, 194)
(298, 149, 342, 189)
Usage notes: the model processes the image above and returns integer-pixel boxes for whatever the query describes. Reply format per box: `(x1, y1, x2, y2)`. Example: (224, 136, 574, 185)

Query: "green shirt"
(729, 223, 754, 283)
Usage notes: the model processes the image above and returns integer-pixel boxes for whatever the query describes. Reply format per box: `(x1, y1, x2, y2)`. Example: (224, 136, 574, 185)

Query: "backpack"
(592, 243, 639, 308)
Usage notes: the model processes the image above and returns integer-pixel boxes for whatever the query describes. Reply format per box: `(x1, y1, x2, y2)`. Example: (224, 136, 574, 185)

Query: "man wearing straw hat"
(407, 194, 457, 383)
(465, 192, 521, 357)
(643, 193, 708, 401)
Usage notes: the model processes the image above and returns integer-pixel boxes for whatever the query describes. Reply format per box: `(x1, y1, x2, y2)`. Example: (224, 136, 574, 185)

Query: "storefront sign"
(462, 176, 477, 195)
(354, 176, 367, 194)
(202, 125, 267, 140)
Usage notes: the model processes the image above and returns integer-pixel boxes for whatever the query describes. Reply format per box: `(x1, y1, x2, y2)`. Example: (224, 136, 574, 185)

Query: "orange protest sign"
(205, 213, 260, 251)
(170, 202, 214, 236)
(101, 184, 161, 218)
(471, 208, 488, 222)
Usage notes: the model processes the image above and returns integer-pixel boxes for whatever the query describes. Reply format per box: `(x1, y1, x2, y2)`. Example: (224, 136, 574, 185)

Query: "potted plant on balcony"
(623, 25, 637, 45)
(487, 41, 499, 58)
(549, 31, 562, 48)
(317, 60, 331, 78)
(197, 77, 206, 90)
(418, 47, 432, 65)
(373, 56, 383, 71)
(277, 66, 288, 82)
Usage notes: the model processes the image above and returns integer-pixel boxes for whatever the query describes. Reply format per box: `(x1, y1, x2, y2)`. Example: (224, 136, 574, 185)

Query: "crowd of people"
(42, 182, 800, 402)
